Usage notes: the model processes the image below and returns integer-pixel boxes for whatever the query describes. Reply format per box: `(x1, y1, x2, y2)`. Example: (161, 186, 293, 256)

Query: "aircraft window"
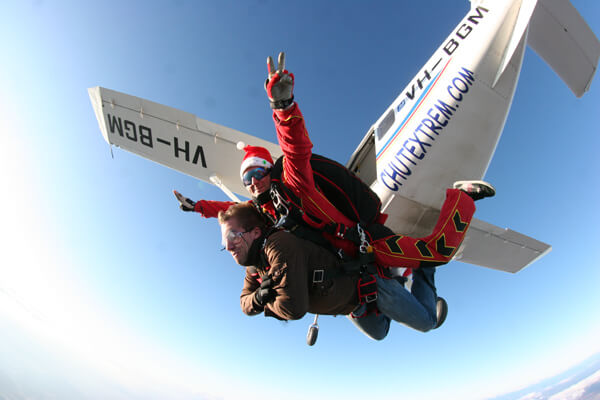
(376, 109, 395, 140)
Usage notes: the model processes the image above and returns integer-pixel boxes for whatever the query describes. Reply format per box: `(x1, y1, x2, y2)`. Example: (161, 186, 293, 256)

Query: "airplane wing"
(88, 87, 282, 201)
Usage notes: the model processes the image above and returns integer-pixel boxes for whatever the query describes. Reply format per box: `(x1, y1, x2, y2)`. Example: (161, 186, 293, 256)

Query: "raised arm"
(264, 52, 315, 193)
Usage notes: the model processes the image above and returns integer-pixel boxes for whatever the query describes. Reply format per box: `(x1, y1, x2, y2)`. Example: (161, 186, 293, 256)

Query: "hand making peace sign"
(264, 52, 295, 110)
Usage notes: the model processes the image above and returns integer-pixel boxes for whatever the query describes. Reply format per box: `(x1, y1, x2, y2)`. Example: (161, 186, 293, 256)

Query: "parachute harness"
(270, 185, 381, 324)
(356, 224, 370, 254)
(349, 224, 380, 318)
(270, 186, 290, 218)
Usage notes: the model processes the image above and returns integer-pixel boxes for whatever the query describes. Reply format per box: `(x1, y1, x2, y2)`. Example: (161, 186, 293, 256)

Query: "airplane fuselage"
(372, 1, 525, 221)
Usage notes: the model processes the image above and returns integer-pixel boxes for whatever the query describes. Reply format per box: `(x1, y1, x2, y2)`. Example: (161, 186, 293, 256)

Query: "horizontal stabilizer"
(528, 0, 600, 97)
(454, 218, 552, 273)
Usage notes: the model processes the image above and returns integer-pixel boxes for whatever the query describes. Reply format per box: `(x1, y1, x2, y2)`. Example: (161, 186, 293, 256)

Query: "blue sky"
(1, 1, 599, 399)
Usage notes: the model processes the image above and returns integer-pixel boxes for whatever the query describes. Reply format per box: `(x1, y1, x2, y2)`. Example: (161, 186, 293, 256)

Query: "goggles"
(242, 167, 270, 186)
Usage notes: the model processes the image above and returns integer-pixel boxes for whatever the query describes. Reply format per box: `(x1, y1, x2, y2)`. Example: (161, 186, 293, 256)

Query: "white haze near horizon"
(0, 104, 235, 400)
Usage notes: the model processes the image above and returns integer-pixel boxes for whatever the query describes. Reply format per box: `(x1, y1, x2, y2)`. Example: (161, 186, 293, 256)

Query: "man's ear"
(250, 226, 262, 240)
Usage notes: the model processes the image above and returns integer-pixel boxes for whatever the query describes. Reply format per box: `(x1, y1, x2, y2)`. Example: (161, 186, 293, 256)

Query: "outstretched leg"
(369, 182, 494, 269)
(348, 182, 494, 337)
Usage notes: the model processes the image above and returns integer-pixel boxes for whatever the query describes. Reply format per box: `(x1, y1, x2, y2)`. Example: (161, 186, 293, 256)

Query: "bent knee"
(412, 319, 437, 333)
(362, 321, 390, 341)
(367, 331, 389, 341)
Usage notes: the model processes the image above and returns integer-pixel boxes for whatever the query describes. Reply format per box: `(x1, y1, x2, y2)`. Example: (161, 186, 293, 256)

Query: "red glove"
(264, 52, 295, 109)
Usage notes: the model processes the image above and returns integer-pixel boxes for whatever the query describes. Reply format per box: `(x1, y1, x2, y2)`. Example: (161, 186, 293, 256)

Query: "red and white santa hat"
(238, 142, 274, 179)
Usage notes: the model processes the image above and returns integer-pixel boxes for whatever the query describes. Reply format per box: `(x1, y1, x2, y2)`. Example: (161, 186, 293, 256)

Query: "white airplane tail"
(348, 0, 599, 272)
(490, 0, 538, 88)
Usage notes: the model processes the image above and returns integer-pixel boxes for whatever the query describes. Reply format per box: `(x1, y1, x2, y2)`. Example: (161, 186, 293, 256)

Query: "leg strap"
(357, 271, 377, 305)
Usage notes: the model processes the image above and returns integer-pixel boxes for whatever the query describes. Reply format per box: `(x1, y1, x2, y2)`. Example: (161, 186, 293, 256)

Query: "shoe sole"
(434, 297, 448, 329)
(453, 180, 496, 199)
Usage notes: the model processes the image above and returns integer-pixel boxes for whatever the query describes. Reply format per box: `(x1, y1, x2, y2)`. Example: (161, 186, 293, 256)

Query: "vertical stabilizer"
(492, 0, 539, 88)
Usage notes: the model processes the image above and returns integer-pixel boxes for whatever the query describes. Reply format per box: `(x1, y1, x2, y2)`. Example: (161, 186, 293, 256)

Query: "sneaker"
(453, 180, 496, 201)
(434, 297, 448, 329)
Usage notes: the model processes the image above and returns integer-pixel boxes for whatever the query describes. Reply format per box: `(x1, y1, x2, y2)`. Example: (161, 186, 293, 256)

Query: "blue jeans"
(348, 267, 438, 340)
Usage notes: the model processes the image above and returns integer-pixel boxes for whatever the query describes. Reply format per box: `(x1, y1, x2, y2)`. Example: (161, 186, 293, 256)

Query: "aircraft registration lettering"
(406, 67, 437, 101)
(108, 114, 153, 148)
(380, 67, 475, 191)
(403, 6, 488, 105)
(444, 6, 489, 56)
(106, 114, 207, 168)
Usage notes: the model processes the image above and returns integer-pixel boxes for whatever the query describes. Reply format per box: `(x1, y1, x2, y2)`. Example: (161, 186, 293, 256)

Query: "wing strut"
(209, 174, 242, 202)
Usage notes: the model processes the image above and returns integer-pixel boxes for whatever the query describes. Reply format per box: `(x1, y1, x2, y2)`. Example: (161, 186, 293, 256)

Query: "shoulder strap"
(269, 156, 304, 221)
(269, 155, 284, 181)
(250, 199, 277, 226)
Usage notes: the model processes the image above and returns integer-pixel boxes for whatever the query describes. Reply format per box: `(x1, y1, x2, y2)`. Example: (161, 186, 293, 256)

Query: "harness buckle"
(312, 269, 324, 284)
(356, 224, 371, 254)
(270, 187, 289, 217)
(357, 272, 377, 304)
(365, 293, 378, 303)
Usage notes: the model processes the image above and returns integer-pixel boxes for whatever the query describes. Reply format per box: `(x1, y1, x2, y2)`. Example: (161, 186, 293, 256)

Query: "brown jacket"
(240, 230, 359, 320)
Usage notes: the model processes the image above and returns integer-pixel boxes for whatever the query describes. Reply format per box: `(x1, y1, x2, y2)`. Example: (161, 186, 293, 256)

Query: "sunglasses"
(221, 230, 250, 250)
(242, 167, 270, 186)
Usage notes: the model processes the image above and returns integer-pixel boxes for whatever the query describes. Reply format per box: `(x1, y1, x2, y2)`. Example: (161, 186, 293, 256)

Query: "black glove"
(264, 52, 295, 110)
(254, 276, 276, 307)
(173, 190, 196, 212)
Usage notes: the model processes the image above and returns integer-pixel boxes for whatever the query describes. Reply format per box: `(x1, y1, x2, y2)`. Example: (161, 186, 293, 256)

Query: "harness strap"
(350, 269, 380, 318)
(357, 271, 377, 304)
(257, 227, 284, 270)
(324, 222, 362, 244)
(316, 248, 388, 318)
(310, 252, 394, 284)
(277, 215, 336, 254)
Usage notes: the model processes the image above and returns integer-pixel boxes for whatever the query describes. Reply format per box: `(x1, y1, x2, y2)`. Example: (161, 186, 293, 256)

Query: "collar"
(239, 230, 268, 267)
(253, 190, 272, 206)
(240, 228, 280, 267)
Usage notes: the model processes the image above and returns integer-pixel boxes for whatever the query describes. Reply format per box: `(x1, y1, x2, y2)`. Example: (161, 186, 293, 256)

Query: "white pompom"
(236, 141, 246, 151)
